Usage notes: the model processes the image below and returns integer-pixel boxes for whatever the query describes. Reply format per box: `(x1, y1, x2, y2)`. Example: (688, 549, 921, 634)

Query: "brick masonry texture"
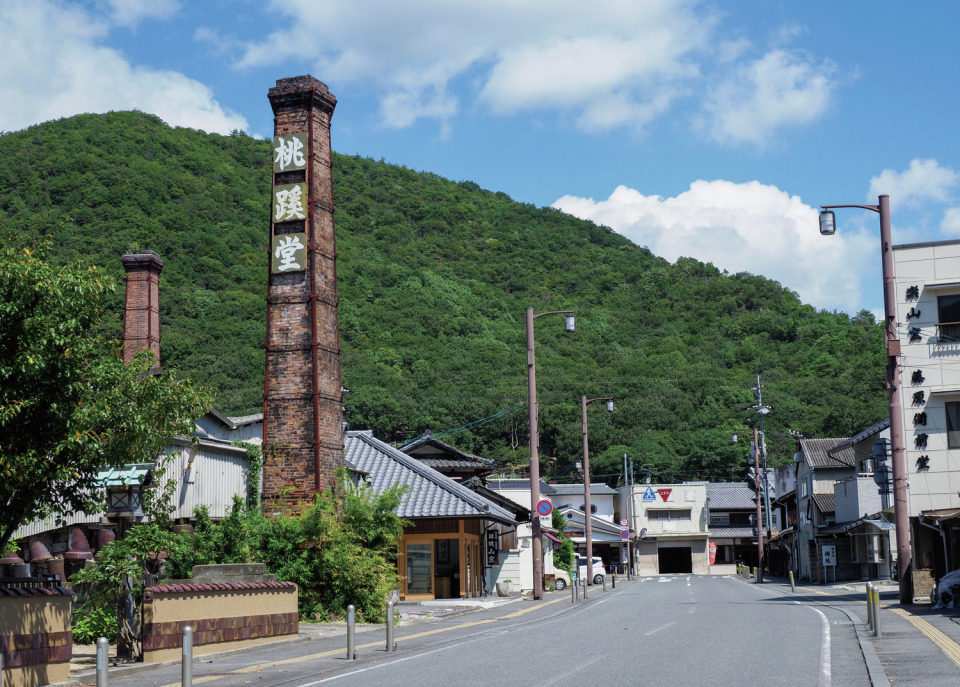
(121, 251, 164, 365)
(263, 75, 344, 508)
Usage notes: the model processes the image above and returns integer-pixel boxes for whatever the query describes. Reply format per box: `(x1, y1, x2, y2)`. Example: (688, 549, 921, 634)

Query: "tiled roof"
(708, 526, 755, 539)
(706, 482, 756, 510)
(811, 493, 835, 514)
(344, 432, 516, 524)
(549, 483, 618, 496)
(799, 437, 855, 469)
(399, 431, 495, 470)
(486, 479, 557, 494)
(844, 418, 890, 446)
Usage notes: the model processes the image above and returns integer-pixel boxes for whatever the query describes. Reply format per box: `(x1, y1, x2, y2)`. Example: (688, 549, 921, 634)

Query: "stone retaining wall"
(0, 587, 73, 687)
(141, 581, 298, 662)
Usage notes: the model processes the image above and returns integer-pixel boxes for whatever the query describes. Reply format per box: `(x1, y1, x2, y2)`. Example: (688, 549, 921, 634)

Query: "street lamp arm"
(532, 309, 575, 320)
(585, 396, 614, 405)
(820, 204, 880, 214)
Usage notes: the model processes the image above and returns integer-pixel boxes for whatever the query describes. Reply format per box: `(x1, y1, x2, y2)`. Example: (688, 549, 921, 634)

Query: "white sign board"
(822, 544, 836, 567)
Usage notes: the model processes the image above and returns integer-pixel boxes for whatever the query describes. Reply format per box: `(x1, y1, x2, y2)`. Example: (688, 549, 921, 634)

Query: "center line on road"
(643, 622, 676, 636)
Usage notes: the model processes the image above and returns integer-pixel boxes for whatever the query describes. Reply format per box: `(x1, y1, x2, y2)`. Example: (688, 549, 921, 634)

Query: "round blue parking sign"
(536, 499, 553, 517)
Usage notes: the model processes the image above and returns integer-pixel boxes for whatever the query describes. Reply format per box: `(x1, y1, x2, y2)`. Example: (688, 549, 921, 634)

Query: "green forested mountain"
(0, 112, 887, 484)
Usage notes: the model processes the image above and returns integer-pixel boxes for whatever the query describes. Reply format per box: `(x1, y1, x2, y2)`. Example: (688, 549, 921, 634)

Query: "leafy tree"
(0, 238, 211, 552)
(551, 508, 574, 574)
(0, 113, 890, 484)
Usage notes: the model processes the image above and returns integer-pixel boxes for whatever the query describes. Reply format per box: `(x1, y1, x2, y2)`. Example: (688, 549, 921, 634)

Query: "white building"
(893, 239, 960, 593)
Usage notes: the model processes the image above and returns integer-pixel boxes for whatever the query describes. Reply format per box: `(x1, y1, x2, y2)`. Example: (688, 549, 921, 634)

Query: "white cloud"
(941, 208, 960, 236)
(238, 0, 715, 133)
(701, 49, 841, 146)
(0, 0, 247, 134)
(869, 159, 958, 208)
(553, 180, 876, 313)
(103, 0, 179, 28)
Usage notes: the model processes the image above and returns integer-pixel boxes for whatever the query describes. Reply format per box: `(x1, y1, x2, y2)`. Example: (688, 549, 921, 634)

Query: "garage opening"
(658, 546, 693, 574)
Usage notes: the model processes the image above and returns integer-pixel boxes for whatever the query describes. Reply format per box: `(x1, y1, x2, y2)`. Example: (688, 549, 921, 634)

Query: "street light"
(818, 194, 910, 604)
(582, 395, 614, 585)
(527, 307, 575, 600)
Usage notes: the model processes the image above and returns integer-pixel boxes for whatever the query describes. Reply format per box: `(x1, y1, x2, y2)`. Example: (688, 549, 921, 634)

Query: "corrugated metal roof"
(486, 479, 557, 494)
(549, 483, 618, 496)
(708, 526, 755, 539)
(812, 493, 835, 514)
(799, 437, 855, 469)
(344, 431, 515, 524)
(706, 482, 756, 510)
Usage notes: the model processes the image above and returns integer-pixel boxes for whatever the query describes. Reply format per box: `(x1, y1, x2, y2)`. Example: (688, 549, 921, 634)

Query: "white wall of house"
(895, 240, 960, 515)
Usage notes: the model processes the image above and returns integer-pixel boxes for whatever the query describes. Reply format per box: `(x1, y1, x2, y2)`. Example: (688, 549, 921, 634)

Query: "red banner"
(709, 542, 717, 565)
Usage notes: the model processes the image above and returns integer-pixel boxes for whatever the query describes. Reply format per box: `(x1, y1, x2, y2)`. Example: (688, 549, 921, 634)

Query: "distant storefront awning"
(96, 463, 155, 487)
(919, 508, 960, 527)
(542, 531, 562, 545)
(822, 515, 894, 535)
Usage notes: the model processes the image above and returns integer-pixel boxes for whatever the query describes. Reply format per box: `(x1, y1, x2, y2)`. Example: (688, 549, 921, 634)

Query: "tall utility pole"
(819, 195, 910, 604)
(752, 377, 773, 539)
(753, 426, 764, 582)
(581, 395, 613, 585)
(623, 453, 633, 580)
(526, 307, 575, 600)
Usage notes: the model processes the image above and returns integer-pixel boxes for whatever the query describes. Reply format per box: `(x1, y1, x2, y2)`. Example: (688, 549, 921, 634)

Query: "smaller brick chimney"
(121, 250, 164, 366)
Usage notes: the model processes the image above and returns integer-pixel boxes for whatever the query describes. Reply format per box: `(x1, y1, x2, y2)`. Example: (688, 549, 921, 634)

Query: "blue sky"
(3, 0, 960, 317)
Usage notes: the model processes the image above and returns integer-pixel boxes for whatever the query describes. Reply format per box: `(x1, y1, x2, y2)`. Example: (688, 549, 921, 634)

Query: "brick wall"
(141, 581, 298, 662)
(0, 587, 73, 687)
(263, 75, 344, 509)
(121, 250, 164, 366)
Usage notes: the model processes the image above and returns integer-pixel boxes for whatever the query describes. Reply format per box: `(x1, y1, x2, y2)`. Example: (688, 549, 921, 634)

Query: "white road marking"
(643, 622, 676, 636)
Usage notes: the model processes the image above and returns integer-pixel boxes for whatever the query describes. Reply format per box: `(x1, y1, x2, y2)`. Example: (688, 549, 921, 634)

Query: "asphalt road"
(104, 576, 875, 687)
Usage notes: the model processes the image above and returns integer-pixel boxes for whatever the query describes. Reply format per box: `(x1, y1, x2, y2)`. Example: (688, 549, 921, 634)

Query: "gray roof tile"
(706, 483, 757, 510)
(799, 437, 855, 469)
(486, 479, 557, 494)
(344, 431, 515, 524)
(812, 493, 836, 514)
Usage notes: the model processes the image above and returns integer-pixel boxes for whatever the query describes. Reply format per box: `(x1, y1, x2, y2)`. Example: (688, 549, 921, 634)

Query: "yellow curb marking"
(159, 597, 567, 687)
(889, 607, 960, 668)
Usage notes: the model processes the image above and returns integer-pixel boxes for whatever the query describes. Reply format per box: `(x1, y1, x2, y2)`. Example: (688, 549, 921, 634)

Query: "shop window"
(500, 529, 517, 550)
(947, 402, 960, 449)
(647, 509, 692, 520)
(938, 294, 960, 342)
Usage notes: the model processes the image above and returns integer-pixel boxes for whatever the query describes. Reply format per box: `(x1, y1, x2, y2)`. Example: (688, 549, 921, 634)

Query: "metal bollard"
(789, 570, 796, 593)
(873, 587, 883, 637)
(612, 572, 616, 589)
(603, 575, 607, 592)
(182, 625, 193, 687)
(97, 636, 109, 687)
(571, 579, 576, 603)
(582, 578, 588, 600)
(347, 604, 356, 659)
(386, 601, 395, 652)
(866, 583, 874, 631)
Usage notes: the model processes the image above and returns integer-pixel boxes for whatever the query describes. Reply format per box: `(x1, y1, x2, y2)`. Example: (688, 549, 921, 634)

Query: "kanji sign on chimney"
(262, 75, 343, 508)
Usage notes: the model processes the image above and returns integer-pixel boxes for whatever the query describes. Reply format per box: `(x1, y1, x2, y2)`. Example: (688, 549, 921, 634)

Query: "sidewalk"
(67, 591, 534, 685)
(762, 574, 960, 686)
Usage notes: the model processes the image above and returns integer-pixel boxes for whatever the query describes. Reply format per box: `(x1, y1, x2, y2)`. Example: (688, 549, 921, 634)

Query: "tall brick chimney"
(262, 75, 343, 508)
(121, 250, 164, 367)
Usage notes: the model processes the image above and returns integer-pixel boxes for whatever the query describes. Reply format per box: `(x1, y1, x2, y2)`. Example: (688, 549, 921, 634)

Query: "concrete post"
(347, 605, 356, 659)
(866, 583, 874, 631)
(96, 636, 109, 687)
(182, 625, 193, 687)
(386, 601, 395, 652)
(873, 587, 883, 637)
